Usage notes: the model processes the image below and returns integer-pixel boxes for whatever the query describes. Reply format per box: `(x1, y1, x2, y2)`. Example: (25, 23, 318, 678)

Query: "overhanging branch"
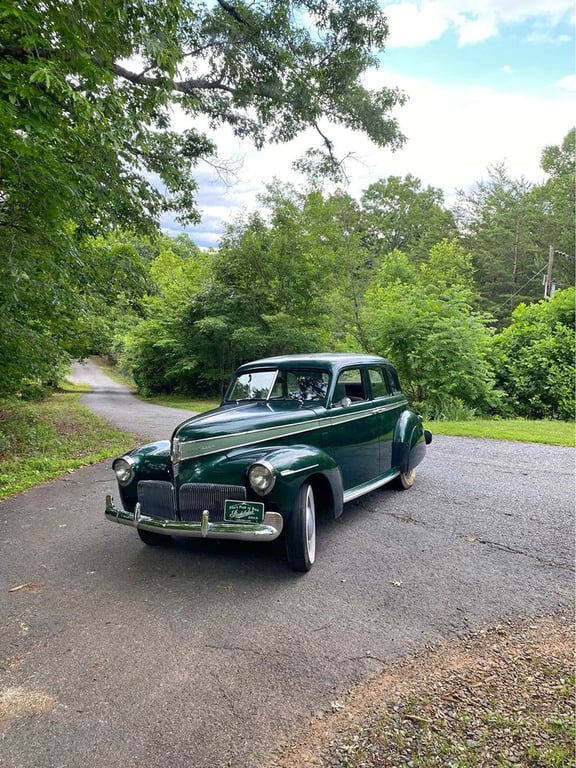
(112, 63, 236, 95)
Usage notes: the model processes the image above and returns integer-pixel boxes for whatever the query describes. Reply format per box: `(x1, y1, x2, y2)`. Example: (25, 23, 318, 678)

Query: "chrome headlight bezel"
(248, 461, 276, 496)
(112, 455, 135, 486)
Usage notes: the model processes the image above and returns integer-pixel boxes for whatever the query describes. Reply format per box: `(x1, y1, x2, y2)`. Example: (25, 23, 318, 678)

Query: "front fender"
(115, 440, 172, 510)
(392, 411, 427, 473)
(261, 445, 344, 518)
(223, 444, 343, 520)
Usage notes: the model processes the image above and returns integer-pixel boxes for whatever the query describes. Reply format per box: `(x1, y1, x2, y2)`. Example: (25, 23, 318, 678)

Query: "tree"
(529, 128, 576, 294)
(121, 181, 384, 395)
(455, 164, 543, 320)
(491, 288, 575, 421)
(120, 234, 211, 394)
(0, 227, 150, 397)
(1, 0, 406, 395)
(362, 241, 496, 418)
(2, 0, 405, 228)
(175, 189, 343, 393)
(360, 175, 456, 263)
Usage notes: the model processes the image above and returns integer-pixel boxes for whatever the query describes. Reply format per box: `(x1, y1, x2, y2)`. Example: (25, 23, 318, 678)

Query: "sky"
(163, 0, 575, 248)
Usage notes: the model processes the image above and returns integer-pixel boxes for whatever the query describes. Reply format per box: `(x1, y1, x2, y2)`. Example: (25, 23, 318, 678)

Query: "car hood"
(173, 401, 325, 461)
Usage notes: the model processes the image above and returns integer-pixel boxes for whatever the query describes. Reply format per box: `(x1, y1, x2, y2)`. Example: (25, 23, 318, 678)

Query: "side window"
(333, 368, 367, 403)
(385, 365, 402, 394)
(368, 367, 390, 399)
(271, 370, 330, 402)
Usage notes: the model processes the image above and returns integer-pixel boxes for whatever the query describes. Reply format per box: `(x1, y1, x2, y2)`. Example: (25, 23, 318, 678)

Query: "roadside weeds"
(268, 610, 575, 768)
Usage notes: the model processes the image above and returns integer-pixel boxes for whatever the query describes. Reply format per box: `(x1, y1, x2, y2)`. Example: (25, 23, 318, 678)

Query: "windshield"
(226, 369, 329, 405)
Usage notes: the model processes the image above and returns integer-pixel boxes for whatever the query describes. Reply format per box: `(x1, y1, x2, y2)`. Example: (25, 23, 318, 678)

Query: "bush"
(491, 288, 575, 420)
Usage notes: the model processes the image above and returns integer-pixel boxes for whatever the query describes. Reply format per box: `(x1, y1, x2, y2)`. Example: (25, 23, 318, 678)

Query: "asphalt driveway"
(1, 362, 573, 768)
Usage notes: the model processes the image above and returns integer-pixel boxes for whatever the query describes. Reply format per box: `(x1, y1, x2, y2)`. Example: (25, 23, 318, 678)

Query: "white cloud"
(370, 71, 572, 190)
(553, 74, 576, 91)
(457, 16, 497, 45)
(381, 0, 575, 47)
(182, 68, 573, 246)
(382, 3, 449, 47)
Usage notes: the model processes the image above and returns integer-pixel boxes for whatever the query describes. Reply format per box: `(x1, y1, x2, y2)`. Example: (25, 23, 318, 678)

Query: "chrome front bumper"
(105, 494, 284, 542)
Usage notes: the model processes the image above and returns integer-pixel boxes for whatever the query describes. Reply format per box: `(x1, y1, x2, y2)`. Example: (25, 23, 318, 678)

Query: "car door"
(323, 367, 380, 490)
(367, 365, 408, 475)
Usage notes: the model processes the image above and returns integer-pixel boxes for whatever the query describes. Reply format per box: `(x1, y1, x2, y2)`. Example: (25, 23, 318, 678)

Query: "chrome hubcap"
(305, 486, 316, 563)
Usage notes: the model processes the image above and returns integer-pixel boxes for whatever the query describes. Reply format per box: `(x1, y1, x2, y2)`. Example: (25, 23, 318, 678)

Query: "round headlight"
(113, 456, 135, 486)
(248, 462, 276, 496)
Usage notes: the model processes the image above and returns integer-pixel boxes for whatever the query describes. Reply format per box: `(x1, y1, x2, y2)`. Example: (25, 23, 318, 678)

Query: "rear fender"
(392, 411, 427, 473)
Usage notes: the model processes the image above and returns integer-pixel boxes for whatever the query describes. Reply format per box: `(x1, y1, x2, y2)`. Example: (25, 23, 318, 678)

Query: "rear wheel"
(286, 482, 316, 572)
(137, 528, 171, 546)
(393, 468, 416, 490)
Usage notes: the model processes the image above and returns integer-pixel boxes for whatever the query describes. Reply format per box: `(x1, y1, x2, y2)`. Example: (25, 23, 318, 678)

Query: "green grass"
(430, 418, 575, 446)
(142, 394, 221, 412)
(0, 388, 136, 501)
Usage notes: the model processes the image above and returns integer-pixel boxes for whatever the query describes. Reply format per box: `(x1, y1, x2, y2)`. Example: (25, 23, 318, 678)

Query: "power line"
(498, 265, 547, 309)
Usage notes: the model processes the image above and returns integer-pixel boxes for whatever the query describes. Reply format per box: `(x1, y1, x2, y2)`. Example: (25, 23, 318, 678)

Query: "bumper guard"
(105, 494, 283, 542)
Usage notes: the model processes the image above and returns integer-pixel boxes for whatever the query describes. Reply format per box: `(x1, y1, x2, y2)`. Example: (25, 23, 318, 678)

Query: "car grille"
(137, 480, 177, 520)
(179, 483, 246, 522)
(137, 480, 247, 522)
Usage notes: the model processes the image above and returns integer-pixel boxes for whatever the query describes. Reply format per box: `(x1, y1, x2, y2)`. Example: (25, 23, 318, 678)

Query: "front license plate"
(224, 499, 265, 524)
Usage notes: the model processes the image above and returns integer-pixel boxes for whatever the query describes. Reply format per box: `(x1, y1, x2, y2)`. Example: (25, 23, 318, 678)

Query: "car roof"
(235, 353, 393, 374)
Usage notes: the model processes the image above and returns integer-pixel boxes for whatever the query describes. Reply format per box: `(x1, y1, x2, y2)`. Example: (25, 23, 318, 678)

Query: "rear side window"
(385, 366, 402, 394)
(368, 367, 390, 399)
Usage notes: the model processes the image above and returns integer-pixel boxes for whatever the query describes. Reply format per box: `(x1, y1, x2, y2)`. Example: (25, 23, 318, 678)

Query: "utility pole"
(544, 245, 555, 299)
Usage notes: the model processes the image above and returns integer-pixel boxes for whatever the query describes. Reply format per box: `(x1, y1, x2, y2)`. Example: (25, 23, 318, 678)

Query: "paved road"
(1, 363, 574, 768)
(66, 359, 199, 440)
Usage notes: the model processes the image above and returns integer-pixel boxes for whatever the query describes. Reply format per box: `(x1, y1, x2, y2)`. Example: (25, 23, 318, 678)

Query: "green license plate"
(224, 499, 265, 524)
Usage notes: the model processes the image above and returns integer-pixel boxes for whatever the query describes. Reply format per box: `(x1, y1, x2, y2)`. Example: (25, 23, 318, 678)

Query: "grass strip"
(430, 419, 574, 446)
(141, 394, 221, 412)
(0, 391, 135, 501)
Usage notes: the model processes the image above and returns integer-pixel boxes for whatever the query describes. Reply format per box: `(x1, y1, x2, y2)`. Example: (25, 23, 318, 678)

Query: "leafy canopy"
(1, 0, 405, 230)
(0, 0, 405, 395)
(362, 241, 496, 418)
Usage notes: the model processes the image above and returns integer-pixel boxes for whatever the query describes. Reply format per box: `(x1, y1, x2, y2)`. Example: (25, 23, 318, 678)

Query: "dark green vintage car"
(105, 353, 432, 571)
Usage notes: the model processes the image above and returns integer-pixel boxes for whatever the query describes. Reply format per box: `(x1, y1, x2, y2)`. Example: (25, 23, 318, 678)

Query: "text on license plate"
(224, 499, 265, 524)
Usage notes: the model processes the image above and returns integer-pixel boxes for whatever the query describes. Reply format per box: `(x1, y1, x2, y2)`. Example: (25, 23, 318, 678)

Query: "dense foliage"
(114, 132, 574, 420)
(492, 288, 575, 421)
(0, 1, 573, 417)
(362, 242, 496, 419)
(1, 0, 403, 395)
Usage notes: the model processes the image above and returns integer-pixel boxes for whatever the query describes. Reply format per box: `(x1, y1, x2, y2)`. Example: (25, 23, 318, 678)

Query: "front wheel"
(286, 482, 316, 572)
(393, 468, 416, 490)
(137, 528, 171, 546)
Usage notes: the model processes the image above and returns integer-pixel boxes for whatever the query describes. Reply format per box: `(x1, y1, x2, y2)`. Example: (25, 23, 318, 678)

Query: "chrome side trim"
(105, 495, 283, 542)
(179, 418, 322, 460)
(329, 400, 406, 427)
(280, 464, 320, 477)
(178, 400, 408, 462)
(343, 471, 399, 503)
